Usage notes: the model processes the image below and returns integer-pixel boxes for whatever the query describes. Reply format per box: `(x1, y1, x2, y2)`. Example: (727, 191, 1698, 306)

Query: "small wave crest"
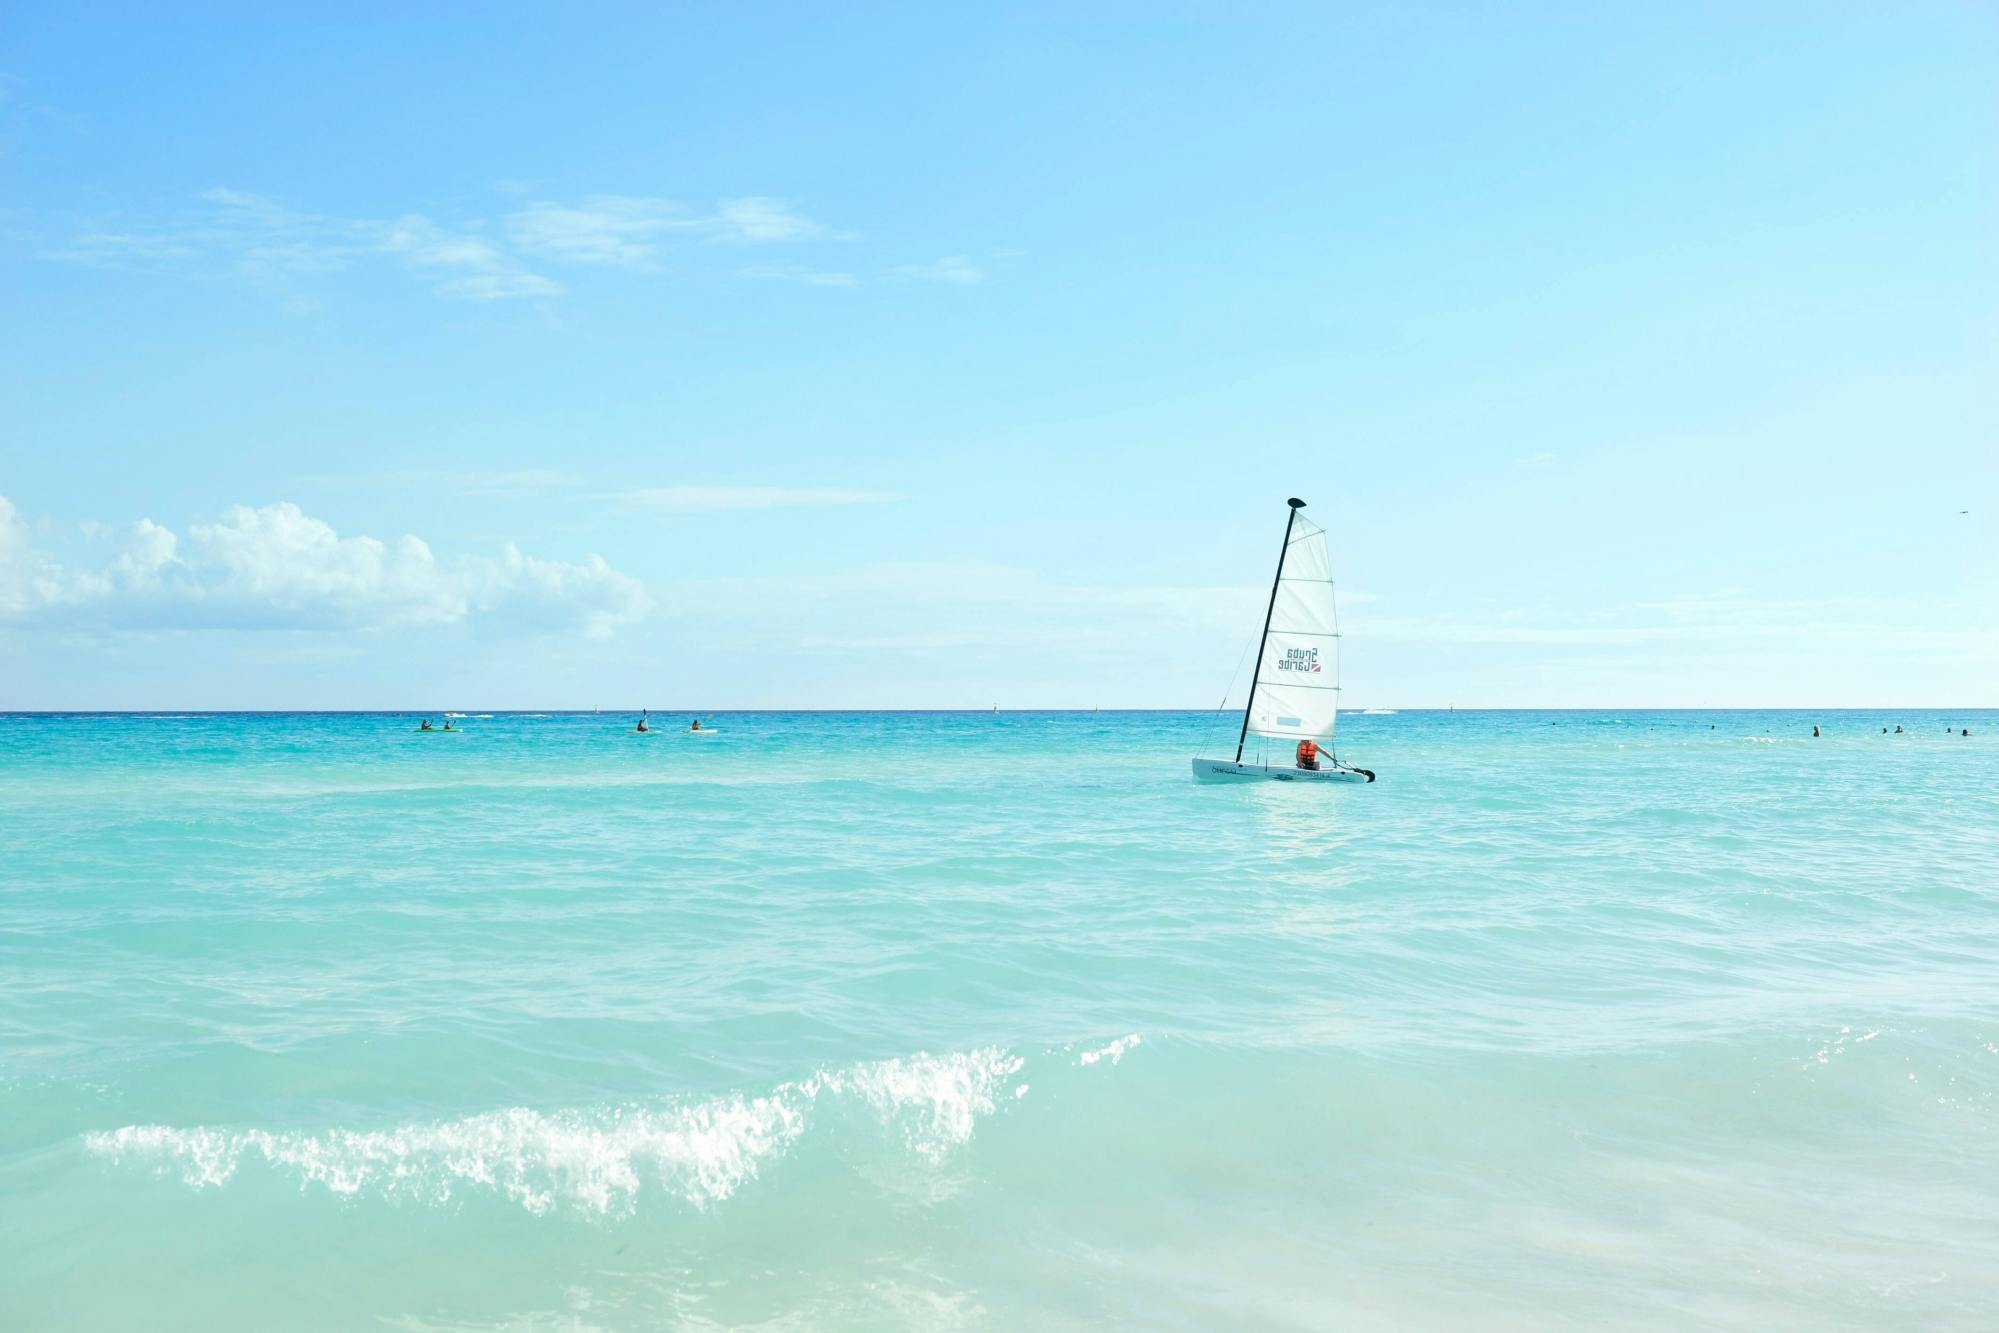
(84, 1046, 1029, 1215)
(1077, 1034, 1141, 1066)
(1360, 708, 1397, 715)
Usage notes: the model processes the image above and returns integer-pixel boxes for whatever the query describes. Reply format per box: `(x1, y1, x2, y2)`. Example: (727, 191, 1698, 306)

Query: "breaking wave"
(84, 1046, 1033, 1216)
(1077, 1034, 1141, 1066)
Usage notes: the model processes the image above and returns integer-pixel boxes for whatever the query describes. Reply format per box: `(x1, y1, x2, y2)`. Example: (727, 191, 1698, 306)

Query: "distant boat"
(1194, 497, 1374, 784)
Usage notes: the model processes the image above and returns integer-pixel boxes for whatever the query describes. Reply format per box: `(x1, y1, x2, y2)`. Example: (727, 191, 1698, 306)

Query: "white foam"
(1361, 708, 1398, 715)
(1078, 1034, 1141, 1066)
(84, 1045, 1027, 1214)
(798, 1045, 1025, 1164)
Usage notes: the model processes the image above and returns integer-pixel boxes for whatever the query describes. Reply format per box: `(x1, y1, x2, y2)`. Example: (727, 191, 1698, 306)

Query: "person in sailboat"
(1193, 496, 1377, 784)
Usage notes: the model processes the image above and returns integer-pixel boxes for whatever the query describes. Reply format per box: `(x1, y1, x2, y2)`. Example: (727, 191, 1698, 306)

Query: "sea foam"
(83, 1046, 1029, 1215)
(1077, 1034, 1141, 1066)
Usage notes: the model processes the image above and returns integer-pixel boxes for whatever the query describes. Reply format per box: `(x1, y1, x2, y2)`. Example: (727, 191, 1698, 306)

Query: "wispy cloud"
(506, 194, 834, 267)
(41, 187, 984, 305)
(738, 262, 859, 288)
(611, 486, 906, 514)
(505, 196, 685, 266)
(712, 196, 826, 243)
(1349, 589, 1995, 650)
(48, 188, 562, 301)
(45, 232, 197, 265)
(435, 272, 566, 301)
(452, 469, 581, 497)
(380, 215, 508, 271)
(668, 560, 1264, 666)
(294, 467, 582, 498)
(896, 256, 985, 285)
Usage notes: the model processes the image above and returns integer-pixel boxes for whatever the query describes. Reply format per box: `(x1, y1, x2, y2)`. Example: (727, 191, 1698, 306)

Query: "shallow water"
(2, 709, 1996, 1329)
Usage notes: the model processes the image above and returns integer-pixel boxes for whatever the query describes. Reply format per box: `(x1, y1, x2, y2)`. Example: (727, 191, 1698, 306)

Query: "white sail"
(1241, 508, 1340, 755)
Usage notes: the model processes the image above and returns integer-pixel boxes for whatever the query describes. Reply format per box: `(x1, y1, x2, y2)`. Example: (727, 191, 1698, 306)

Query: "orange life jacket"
(1296, 739, 1318, 766)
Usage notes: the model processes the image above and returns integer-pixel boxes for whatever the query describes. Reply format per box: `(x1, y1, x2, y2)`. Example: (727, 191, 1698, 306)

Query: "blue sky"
(2, 3, 1993, 708)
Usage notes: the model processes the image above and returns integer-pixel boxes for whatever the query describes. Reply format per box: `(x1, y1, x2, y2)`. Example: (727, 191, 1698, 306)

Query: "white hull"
(1192, 758, 1373, 784)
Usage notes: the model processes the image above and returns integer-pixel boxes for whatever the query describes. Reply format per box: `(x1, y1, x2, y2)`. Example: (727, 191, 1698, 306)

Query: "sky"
(1, 3, 1994, 709)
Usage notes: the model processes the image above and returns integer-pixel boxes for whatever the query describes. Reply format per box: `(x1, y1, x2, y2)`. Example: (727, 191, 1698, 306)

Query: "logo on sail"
(1277, 647, 1322, 673)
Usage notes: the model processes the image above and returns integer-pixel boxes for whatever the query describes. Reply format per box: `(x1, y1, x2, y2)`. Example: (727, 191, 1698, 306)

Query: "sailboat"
(1194, 498, 1375, 784)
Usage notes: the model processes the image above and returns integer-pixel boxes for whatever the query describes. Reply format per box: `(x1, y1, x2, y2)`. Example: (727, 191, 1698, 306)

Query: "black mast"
(1236, 498, 1305, 764)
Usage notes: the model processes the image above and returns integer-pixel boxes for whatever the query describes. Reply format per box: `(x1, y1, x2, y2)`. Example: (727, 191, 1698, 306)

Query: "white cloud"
(435, 272, 565, 301)
(450, 469, 580, 497)
(0, 494, 86, 614)
(506, 194, 833, 266)
(47, 189, 561, 301)
(897, 256, 985, 284)
(505, 196, 685, 266)
(44, 188, 883, 300)
(712, 196, 824, 242)
(738, 262, 859, 288)
(381, 215, 507, 270)
(0, 496, 648, 637)
(44, 232, 197, 266)
(611, 486, 906, 514)
(294, 467, 582, 497)
(110, 518, 177, 587)
(663, 560, 1266, 698)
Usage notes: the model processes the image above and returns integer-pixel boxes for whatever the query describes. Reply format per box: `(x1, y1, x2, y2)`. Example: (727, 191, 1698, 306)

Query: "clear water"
(2, 710, 1996, 1330)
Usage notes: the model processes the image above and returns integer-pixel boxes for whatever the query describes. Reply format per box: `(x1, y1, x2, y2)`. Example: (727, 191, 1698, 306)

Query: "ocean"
(2, 709, 1995, 1330)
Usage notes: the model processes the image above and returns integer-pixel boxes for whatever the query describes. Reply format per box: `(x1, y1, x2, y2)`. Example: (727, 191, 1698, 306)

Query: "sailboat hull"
(1192, 758, 1373, 784)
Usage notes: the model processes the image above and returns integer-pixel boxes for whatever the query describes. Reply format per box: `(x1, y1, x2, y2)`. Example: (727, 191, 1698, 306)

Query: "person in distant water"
(1895, 725, 1904, 733)
(636, 709, 650, 734)
(690, 718, 702, 732)
(442, 719, 454, 731)
(1296, 738, 1320, 770)
(1812, 725, 1820, 737)
(420, 719, 433, 731)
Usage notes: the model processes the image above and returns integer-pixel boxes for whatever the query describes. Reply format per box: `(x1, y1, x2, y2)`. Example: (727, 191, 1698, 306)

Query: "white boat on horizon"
(1194, 497, 1374, 785)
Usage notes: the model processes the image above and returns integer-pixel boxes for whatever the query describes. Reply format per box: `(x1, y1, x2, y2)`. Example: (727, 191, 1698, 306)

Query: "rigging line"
(1216, 635, 1256, 712)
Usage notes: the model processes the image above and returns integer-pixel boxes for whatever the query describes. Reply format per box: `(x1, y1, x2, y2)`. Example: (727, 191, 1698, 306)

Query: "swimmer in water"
(1813, 725, 1821, 737)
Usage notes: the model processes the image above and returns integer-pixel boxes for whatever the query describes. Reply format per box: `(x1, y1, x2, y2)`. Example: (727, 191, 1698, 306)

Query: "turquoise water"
(3, 709, 1997, 1330)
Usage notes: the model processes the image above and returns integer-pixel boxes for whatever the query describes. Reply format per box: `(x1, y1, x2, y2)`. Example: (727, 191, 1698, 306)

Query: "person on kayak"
(636, 710, 650, 733)
(1296, 739, 1320, 770)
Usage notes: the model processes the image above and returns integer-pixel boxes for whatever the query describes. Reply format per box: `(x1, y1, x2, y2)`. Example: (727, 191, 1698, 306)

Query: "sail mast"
(1235, 498, 1305, 763)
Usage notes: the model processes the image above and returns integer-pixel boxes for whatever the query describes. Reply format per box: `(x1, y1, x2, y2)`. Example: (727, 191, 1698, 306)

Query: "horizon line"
(5, 706, 1996, 717)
